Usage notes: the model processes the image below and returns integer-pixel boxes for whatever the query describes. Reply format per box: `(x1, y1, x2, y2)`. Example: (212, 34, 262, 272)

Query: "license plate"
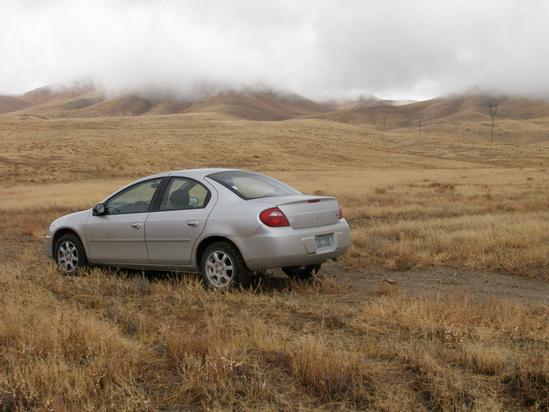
(315, 234, 332, 250)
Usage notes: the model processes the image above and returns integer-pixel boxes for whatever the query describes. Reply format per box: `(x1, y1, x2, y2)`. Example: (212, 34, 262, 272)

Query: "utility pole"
(489, 103, 498, 142)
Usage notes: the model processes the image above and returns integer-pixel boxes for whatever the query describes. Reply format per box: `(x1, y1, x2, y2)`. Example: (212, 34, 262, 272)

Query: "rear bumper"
(44, 234, 53, 259)
(234, 219, 351, 271)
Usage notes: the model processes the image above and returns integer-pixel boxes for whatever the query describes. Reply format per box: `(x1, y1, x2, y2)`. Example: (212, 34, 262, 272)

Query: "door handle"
(130, 222, 142, 229)
(186, 220, 199, 228)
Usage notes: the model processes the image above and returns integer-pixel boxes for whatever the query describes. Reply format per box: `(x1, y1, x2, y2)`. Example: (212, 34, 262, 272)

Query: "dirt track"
(323, 261, 549, 304)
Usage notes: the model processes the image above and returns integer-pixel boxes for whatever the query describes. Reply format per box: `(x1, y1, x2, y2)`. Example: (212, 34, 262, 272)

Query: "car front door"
(86, 178, 164, 264)
(145, 177, 216, 266)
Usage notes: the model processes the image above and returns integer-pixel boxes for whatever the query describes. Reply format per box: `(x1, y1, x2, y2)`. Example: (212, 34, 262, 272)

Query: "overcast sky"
(1, 0, 548, 100)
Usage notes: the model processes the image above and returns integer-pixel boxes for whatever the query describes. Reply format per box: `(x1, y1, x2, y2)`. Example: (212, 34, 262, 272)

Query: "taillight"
(259, 207, 289, 227)
(338, 206, 343, 219)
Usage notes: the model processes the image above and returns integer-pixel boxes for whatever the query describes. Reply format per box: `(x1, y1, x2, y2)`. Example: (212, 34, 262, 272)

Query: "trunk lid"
(253, 195, 340, 229)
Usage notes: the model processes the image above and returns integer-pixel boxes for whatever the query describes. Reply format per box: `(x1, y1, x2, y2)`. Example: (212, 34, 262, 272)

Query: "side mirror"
(93, 203, 106, 216)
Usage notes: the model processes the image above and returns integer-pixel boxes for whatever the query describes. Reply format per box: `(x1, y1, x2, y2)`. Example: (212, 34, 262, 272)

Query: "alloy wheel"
(205, 250, 234, 288)
(57, 240, 79, 273)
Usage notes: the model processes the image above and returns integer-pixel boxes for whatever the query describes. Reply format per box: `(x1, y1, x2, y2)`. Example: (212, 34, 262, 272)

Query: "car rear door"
(85, 178, 164, 264)
(145, 177, 217, 266)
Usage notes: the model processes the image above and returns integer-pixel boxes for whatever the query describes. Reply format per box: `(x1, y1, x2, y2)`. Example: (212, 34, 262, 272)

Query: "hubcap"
(57, 240, 79, 273)
(205, 250, 234, 288)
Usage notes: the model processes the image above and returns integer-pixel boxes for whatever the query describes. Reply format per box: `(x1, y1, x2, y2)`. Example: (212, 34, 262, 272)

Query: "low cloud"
(1, 0, 548, 100)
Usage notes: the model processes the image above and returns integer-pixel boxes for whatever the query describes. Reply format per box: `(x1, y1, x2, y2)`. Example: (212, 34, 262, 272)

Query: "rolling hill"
(2, 84, 329, 120)
(315, 94, 549, 127)
(0, 95, 31, 114)
(181, 90, 329, 120)
(2, 84, 549, 143)
(6, 84, 549, 124)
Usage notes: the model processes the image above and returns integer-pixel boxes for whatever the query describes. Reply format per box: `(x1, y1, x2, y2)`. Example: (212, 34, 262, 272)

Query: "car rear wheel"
(200, 242, 250, 289)
(282, 264, 321, 280)
(55, 234, 87, 275)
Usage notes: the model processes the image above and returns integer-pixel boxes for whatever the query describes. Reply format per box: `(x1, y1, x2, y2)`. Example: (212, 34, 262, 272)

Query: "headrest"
(169, 189, 190, 208)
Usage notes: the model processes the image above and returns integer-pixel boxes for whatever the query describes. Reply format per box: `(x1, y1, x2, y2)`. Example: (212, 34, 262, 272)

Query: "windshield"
(208, 171, 300, 200)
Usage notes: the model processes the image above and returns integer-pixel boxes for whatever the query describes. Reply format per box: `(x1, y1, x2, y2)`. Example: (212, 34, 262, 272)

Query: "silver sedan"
(44, 169, 351, 288)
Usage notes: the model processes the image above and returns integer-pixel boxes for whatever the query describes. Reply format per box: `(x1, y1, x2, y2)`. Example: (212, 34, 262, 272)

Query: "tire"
(282, 264, 321, 280)
(54, 233, 88, 275)
(200, 241, 250, 289)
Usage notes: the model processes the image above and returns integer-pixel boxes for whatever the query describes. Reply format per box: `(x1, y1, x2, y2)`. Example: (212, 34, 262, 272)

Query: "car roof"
(130, 168, 242, 183)
(169, 168, 241, 179)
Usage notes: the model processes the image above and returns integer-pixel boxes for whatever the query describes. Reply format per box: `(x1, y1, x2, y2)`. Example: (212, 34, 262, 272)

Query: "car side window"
(106, 178, 162, 214)
(159, 177, 210, 211)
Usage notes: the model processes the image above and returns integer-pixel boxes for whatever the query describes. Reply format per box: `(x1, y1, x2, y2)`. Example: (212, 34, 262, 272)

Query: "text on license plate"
(315, 234, 332, 250)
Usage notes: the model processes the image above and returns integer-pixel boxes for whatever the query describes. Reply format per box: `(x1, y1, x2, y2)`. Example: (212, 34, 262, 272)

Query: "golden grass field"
(0, 111, 548, 410)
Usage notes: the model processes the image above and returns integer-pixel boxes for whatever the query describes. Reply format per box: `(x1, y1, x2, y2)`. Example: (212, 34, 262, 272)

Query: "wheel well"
(195, 236, 242, 264)
(52, 228, 81, 255)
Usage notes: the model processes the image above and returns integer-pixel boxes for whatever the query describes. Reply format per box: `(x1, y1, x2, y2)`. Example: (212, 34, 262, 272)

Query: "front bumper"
(44, 234, 53, 259)
(234, 219, 351, 271)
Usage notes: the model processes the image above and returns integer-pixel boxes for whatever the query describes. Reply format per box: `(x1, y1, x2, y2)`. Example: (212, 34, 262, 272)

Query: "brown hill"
(22, 82, 95, 106)
(20, 90, 192, 118)
(4, 84, 549, 145)
(145, 100, 192, 115)
(21, 92, 105, 117)
(182, 90, 330, 120)
(307, 94, 549, 143)
(316, 94, 549, 127)
(77, 95, 194, 117)
(6, 85, 328, 120)
(77, 95, 154, 117)
(0, 95, 31, 114)
(330, 95, 391, 110)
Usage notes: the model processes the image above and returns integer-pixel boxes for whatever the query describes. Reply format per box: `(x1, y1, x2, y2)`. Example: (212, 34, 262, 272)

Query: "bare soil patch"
(325, 261, 549, 304)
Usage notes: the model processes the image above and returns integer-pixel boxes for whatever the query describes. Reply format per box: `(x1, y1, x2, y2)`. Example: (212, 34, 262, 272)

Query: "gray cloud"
(1, 0, 548, 100)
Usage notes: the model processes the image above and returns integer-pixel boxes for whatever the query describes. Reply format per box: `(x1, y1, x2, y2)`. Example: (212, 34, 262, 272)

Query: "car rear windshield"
(208, 171, 300, 200)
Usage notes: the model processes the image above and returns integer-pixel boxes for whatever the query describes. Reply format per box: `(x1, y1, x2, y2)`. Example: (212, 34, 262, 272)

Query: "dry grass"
(1, 115, 548, 278)
(0, 114, 548, 410)
(0, 248, 546, 410)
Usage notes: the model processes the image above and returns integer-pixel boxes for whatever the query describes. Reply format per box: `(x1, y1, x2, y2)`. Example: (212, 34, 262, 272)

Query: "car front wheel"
(200, 241, 250, 289)
(54, 234, 87, 275)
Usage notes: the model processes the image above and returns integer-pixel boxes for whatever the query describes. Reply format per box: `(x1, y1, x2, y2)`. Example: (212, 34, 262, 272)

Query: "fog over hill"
(0, 83, 332, 120)
(3, 82, 549, 146)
